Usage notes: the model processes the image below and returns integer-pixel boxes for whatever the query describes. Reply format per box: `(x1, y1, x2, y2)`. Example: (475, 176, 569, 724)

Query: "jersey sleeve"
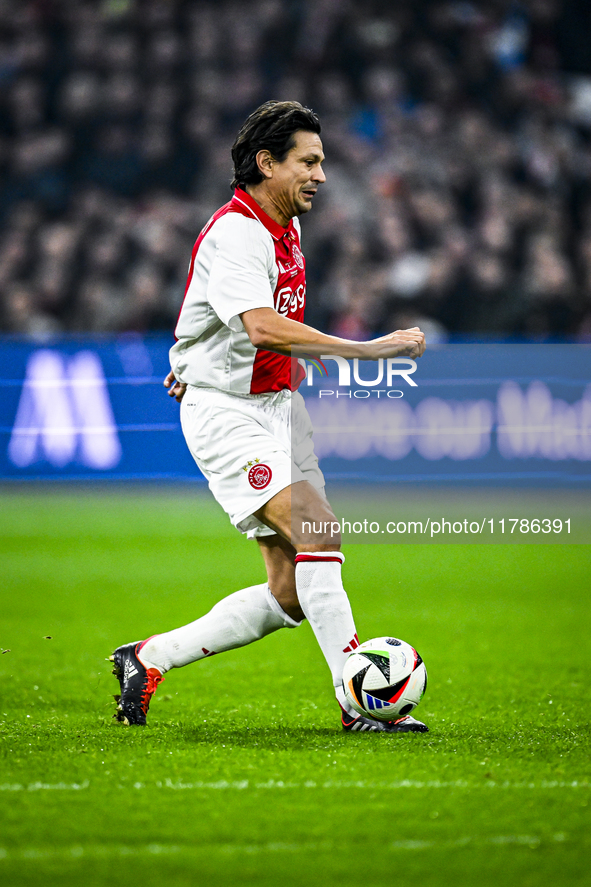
(207, 214, 275, 332)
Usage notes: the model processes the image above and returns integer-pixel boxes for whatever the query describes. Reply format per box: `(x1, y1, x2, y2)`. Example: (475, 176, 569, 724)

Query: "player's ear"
(255, 150, 275, 180)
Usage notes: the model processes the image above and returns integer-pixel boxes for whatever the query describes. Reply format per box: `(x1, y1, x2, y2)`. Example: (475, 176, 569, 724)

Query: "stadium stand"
(0, 0, 590, 340)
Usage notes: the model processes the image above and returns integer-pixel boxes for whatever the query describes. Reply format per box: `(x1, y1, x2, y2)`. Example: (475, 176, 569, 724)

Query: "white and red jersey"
(170, 187, 307, 395)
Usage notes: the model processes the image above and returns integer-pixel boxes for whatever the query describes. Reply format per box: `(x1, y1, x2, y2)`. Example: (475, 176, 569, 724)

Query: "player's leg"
(139, 579, 301, 673)
(256, 532, 303, 622)
(111, 480, 347, 726)
(138, 536, 303, 679)
(137, 534, 303, 678)
(110, 389, 307, 725)
(254, 483, 428, 734)
(254, 481, 359, 715)
(110, 579, 301, 725)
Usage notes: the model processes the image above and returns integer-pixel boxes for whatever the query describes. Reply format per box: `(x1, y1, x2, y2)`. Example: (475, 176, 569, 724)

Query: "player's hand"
(365, 327, 426, 360)
(163, 370, 187, 402)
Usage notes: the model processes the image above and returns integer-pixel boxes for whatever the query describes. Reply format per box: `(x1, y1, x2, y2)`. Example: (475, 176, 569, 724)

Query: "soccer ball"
(342, 637, 427, 722)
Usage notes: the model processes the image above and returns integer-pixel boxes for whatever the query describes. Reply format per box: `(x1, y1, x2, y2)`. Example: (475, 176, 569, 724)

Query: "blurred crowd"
(1, 0, 591, 341)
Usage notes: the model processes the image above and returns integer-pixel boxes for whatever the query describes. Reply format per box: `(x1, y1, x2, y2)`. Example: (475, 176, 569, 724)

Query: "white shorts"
(180, 387, 325, 538)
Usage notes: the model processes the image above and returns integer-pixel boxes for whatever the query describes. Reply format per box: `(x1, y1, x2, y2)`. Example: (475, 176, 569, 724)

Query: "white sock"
(137, 583, 301, 674)
(294, 552, 360, 715)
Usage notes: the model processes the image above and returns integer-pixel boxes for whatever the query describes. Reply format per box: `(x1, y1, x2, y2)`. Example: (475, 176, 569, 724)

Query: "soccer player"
(110, 101, 427, 733)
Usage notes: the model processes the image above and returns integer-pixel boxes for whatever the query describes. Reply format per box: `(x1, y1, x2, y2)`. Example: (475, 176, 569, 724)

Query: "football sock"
(294, 552, 359, 716)
(137, 583, 301, 674)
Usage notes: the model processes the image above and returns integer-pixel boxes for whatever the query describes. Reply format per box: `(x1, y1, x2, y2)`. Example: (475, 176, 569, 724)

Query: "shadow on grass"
(169, 717, 591, 756)
(174, 720, 443, 750)
(14, 715, 586, 762)
(177, 721, 340, 750)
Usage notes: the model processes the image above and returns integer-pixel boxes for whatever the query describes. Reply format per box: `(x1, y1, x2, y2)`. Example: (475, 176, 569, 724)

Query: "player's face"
(271, 130, 326, 219)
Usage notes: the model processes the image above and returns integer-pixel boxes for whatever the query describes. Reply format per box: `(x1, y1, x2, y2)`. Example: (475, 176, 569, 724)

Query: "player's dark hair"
(231, 100, 321, 190)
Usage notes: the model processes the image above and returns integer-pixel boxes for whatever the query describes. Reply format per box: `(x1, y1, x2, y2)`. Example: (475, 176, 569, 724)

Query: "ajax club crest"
(243, 458, 272, 489)
(292, 243, 304, 269)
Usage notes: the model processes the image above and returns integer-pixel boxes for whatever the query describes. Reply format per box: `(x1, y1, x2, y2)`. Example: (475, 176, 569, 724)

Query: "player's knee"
(269, 581, 304, 622)
(295, 516, 342, 548)
(295, 539, 341, 553)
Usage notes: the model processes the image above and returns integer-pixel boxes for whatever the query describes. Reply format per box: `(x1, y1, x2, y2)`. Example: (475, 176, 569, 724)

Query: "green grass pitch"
(1, 487, 589, 887)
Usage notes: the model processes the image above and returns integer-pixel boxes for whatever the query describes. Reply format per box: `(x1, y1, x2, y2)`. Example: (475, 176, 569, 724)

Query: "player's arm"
(240, 307, 426, 360)
(163, 311, 424, 400)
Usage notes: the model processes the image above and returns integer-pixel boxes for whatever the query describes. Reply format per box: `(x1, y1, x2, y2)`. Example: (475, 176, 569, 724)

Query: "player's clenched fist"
(365, 327, 426, 360)
(163, 370, 187, 402)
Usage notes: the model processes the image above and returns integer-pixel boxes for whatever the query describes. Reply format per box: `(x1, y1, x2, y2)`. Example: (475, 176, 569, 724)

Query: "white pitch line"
(0, 833, 580, 863)
(155, 778, 590, 791)
(0, 842, 330, 862)
(0, 779, 588, 793)
(0, 781, 90, 792)
(157, 778, 589, 791)
(387, 833, 574, 851)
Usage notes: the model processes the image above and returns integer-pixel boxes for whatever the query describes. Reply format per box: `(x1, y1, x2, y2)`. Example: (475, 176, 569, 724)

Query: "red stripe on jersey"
(249, 202, 307, 393)
(176, 190, 274, 333)
(231, 190, 286, 241)
(176, 188, 307, 393)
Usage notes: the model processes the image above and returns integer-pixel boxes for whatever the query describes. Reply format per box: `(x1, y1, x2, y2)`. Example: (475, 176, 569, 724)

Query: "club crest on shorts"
(247, 462, 272, 489)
